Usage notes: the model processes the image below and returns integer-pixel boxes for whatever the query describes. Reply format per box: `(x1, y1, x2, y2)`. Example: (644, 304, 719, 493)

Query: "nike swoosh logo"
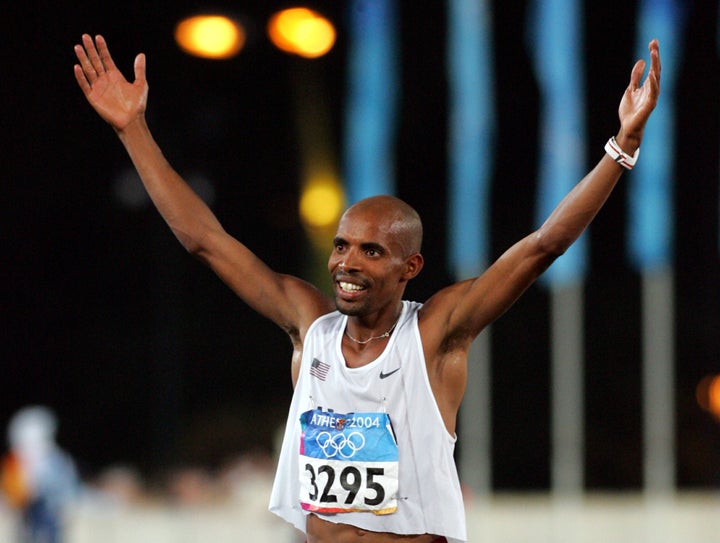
(379, 368, 401, 379)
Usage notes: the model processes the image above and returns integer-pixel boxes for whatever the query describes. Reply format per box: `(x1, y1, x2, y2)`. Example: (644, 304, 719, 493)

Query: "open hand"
(74, 34, 148, 131)
(617, 39, 661, 146)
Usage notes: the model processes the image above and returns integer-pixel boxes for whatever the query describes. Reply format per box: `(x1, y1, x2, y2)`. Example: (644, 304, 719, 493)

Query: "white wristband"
(604, 136, 639, 169)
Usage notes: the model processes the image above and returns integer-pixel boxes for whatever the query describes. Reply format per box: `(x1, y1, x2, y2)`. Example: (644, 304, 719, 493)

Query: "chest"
(341, 337, 389, 368)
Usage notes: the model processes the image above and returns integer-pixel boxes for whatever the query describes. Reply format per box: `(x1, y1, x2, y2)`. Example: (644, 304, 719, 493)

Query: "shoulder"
(402, 299, 423, 317)
(416, 282, 477, 355)
(304, 309, 343, 338)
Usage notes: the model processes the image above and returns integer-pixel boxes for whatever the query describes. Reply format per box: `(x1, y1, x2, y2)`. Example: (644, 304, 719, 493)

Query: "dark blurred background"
(2, 0, 719, 491)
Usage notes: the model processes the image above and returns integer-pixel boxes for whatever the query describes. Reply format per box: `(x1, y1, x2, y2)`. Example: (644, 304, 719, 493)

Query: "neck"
(345, 305, 403, 345)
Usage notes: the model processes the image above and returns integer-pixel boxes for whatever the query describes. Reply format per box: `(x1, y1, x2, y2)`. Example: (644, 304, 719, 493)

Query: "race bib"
(299, 409, 399, 515)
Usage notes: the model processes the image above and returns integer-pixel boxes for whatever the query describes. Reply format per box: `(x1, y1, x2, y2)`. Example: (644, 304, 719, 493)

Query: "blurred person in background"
(1, 406, 79, 543)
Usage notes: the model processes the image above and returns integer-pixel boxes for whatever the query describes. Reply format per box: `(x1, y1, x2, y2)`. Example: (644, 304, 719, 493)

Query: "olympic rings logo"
(316, 431, 366, 459)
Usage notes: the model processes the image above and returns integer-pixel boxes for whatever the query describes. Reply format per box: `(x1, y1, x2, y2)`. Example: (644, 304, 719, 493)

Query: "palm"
(88, 70, 146, 128)
(74, 34, 148, 131)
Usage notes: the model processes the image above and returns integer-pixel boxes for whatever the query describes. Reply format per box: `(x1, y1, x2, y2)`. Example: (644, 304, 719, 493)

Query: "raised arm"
(421, 39, 661, 352)
(74, 34, 333, 342)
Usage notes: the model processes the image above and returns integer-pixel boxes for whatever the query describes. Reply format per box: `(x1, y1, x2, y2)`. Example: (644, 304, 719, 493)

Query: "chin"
(334, 298, 365, 317)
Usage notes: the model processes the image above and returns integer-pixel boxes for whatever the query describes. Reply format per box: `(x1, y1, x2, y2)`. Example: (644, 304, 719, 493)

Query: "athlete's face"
(328, 207, 420, 317)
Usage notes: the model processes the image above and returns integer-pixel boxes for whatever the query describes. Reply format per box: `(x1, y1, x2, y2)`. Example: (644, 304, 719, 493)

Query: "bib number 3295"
(299, 409, 399, 515)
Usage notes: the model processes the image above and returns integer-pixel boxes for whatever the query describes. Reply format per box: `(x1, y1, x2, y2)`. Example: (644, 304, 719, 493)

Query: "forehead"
(336, 207, 404, 244)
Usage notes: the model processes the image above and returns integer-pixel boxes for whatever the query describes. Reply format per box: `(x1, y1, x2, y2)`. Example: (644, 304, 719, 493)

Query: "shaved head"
(341, 195, 423, 257)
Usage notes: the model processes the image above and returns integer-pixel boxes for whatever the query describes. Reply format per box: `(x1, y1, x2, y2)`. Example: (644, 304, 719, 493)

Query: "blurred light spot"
(299, 178, 344, 228)
(696, 375, 720, 419)
(114, 169, 215, 210)
(187, 175, 217, 207)
(175, 15, 245, 59)
(114, 168, 149, 209)
(268, 8, 336, 58)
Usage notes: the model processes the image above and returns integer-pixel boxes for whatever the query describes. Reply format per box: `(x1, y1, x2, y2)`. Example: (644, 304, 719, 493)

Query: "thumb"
(134, 53, 146, 83)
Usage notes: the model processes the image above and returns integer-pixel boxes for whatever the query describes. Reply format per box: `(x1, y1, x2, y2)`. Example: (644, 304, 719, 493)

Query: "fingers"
(74, 34, 99, 86)
(628, 59, 646, 91)
(648, 38, 661, 92)
(95, 35, 118, 72)
(73, 40, 94, 85)
(628, 39, 661, 96)
(632, 40, 660, 106)
(648, 38, 661, 72)
(74, 34, 115, 84)
(82, 34, 106, 78)
(73, 64, 92, 96)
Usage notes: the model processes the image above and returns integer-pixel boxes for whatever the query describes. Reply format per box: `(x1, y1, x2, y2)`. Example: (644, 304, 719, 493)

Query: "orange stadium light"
(300, 175, 344, 229)
(696, 374, 720, 420)
(175, 15, 246, 59)
(267, 7, 336, 58)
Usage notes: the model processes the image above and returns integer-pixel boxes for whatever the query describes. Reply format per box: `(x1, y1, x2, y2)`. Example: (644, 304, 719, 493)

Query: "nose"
(336, 248, 360, 272)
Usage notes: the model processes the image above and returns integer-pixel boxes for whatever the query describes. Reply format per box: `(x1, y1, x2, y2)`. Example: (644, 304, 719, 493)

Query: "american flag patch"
(310, 358, 330, 380)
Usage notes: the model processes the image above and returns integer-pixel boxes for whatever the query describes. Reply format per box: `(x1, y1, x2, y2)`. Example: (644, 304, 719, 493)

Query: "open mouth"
(338, 281, 366, 294)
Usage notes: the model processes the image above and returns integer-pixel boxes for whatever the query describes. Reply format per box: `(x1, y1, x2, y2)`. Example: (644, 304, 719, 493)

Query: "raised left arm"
(421, 39, 661, 352)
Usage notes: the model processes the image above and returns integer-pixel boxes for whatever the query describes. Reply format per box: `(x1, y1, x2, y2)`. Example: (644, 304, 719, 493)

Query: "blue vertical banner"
(344, 0, 399, 203)
(447, 0, 495, 278)
(527, 0, 586, 285)
(628, 0, 685, 271)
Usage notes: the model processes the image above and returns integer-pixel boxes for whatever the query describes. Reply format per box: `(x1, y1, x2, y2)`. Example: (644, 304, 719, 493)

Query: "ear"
(401, 253, 424, 282)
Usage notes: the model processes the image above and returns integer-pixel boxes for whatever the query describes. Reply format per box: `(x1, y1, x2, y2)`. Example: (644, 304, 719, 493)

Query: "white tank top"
(269, 301, 467, 543)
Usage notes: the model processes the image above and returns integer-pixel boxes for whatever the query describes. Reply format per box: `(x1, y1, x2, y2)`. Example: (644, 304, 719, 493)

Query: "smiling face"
(328, 196, 424, 318)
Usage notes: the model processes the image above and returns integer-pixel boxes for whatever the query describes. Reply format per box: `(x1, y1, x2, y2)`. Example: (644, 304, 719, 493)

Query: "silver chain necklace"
(345, 314, 401, 345)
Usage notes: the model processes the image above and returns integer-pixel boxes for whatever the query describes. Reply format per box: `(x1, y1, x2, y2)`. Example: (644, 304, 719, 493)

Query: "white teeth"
(339, 281, 364, 292)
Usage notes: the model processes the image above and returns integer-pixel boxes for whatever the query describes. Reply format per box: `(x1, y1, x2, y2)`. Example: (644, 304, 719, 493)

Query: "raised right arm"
(74, 34, 333, 340)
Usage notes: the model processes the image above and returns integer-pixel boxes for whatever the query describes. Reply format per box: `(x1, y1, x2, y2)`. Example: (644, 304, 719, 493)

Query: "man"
(1, 406, 79, 543)
(74, 34, 660, 543)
